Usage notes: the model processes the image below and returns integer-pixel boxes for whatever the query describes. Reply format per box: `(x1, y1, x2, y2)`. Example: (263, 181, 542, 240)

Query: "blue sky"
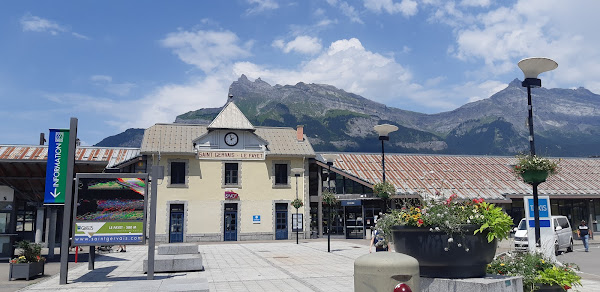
(1, 0, 599, 146)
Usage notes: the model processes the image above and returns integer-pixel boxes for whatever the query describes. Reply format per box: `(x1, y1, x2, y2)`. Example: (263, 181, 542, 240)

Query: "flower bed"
(487, 252, 581, 292)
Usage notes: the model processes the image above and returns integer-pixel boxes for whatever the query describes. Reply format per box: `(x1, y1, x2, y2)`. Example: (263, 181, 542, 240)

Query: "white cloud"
(20, 14, 66, 35)
(272, 36, 322, 55)
(363, 0, 418, 17)
(246, 0, 279, 14)
(90, 75, 136, 96)
(460, 0, 490, 7)
(20, 13, 89, 39)
(339, 2, 364, 24)
(449, 0, 600, 92)
(160, 29, 252, 73)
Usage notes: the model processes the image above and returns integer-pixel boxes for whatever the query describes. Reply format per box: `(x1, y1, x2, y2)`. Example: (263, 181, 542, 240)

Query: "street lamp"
(321, 153, 340, 253)
(373, 124, 398, 182)
(374, 124, 398, 210)
(291, 167, 304, 245)
(518, 57, 558, 247)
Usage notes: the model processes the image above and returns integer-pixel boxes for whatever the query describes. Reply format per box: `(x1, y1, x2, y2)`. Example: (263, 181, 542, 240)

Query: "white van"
(513, 216, 574, 255)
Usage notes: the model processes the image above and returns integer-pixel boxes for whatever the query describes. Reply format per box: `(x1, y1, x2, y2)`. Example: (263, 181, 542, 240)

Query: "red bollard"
(394, 283, 412, 292)
(75, 246, 78, 263)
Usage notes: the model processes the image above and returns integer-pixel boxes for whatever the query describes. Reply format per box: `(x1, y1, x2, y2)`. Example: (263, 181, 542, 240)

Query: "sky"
(1, 0, 599, 146)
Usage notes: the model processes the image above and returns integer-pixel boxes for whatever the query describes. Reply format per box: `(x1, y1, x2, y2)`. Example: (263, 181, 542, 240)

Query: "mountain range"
(96, 75, 600, 157)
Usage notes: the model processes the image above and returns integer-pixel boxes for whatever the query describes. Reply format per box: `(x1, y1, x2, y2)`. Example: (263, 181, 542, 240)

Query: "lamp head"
(374, 124, 399, 137)
(321, 154, 340, 165)
(291, 168, 304, 177)
(518, 57, 558, 88)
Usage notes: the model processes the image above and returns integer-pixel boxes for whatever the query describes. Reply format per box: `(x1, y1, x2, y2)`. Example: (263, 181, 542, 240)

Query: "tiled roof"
(141, 124, 315, 157)
(0, 145, 140, 168)
(321, 153, 600, 201)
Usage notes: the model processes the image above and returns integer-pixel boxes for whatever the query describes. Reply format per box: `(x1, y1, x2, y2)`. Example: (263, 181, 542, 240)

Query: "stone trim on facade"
(271, 160, 291, 189)
(167, 159, 189, 188)
(164, 200, 188, 242)
(221, 161, 242, 189)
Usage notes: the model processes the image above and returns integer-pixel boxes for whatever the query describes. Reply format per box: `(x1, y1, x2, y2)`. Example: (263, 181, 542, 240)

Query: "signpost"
(59, 118, 77, 285)
(44, 129, 70, 204)
(524, 195, 555, 259)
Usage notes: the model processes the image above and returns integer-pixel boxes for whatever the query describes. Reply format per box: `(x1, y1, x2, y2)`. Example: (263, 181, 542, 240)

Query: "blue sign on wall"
(252, 215, 261, 224)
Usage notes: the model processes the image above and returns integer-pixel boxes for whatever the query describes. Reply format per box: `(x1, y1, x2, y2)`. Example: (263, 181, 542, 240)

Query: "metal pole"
(527, 85, 536, 156)
(88, 246, 95, 270)
(328, 163, 332, 253)
(527, 84, 541, 247)
(296, 174, 299, 244)
(59, 117, 77, 285)
(381, 139, 386, 182)
(147, 166, 159, 280)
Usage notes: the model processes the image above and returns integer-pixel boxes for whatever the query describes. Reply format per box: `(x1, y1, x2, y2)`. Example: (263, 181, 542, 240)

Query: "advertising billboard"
(44, 129, 70, 204)
(73, 173, 148, 245)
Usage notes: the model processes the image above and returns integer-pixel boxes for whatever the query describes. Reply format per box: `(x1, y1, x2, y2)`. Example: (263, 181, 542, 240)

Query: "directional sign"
(44, 129, 70, 204)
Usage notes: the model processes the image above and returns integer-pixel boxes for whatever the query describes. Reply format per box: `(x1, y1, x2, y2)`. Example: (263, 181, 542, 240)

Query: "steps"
(143, 243, 204, 273)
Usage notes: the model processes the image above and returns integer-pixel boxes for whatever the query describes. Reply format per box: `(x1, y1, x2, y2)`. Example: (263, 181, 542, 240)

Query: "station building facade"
(140, 100, 315, 243)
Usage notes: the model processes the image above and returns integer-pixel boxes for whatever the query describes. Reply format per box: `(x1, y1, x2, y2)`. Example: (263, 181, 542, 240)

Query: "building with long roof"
(312, 152, 600, 239)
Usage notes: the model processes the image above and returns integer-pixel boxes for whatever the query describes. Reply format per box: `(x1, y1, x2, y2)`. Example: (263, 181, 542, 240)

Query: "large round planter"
(391, 225, 497, 278)
(519, 170, 549, 184)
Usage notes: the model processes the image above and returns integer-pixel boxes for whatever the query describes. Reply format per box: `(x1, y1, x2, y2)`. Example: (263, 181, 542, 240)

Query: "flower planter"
(535, 284, 565, 292)
(9, 261, 44, 281)
(519, 170, 549, 184)
(391, 225, 497, 278)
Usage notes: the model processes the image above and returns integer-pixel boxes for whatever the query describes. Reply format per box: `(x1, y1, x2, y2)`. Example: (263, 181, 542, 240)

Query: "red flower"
(417, 219, 424, 226)
(563, 285, 571, 290)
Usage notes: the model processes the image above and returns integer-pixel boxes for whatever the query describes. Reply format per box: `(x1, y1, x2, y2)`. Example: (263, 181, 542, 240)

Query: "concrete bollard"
(354, 252, 420, 292)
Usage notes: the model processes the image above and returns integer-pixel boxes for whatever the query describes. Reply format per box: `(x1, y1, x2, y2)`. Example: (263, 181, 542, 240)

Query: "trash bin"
(354, 252, 419, 292)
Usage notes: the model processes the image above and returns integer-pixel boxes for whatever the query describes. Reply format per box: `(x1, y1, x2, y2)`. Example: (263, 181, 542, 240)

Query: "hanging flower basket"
(291, 198, 303, 209)
(513, 155, 558, 185)
(520, 170, 550, 184)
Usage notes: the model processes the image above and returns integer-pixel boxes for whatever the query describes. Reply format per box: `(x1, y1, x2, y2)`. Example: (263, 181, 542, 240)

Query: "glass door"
(275, 203, 288, 240)
(224, 203, 237, 241)
(169, 204, 184, 243)
(345, 206, 363, 239)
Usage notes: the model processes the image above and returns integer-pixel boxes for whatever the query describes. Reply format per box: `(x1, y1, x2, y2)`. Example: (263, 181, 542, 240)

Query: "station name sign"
(197, 151, 265, 160)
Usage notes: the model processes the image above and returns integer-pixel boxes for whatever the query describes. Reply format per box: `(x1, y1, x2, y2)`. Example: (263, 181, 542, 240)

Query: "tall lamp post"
(374, 124, 398, 210)
(291, 168, 304, 245)
(518, 57, 558, 247)
(321, 154, 340, 253)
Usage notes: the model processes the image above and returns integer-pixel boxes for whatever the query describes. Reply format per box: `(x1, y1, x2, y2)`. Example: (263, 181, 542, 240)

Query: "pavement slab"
(3, 238, 598, 292)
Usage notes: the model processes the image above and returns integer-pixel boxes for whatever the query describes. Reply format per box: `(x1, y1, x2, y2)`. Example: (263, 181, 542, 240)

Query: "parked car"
(513, 216, 574, 255)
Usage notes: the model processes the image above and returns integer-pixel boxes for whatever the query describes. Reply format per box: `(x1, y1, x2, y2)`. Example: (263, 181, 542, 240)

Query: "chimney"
(296, 125, 304, 142)
(39, 133, 46, 145)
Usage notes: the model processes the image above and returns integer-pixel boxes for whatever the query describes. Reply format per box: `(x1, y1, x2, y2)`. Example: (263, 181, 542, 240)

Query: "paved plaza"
(7, 239, 600, 292)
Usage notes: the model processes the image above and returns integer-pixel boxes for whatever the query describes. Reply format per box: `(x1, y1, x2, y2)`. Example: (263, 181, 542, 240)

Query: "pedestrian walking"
(577, 220, 592, 252)
(369, 228, 390, 253)
(118, 244, 127, 252)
